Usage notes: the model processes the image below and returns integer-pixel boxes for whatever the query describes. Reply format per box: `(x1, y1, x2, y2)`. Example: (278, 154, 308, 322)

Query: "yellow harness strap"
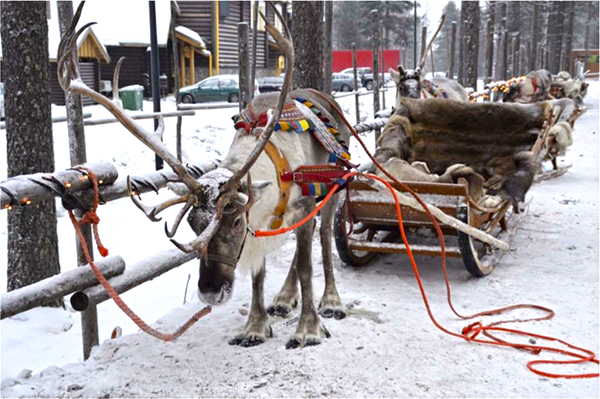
(264, 141, 292, 230)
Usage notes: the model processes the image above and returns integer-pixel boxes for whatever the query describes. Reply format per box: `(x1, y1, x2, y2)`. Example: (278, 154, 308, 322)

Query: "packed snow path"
(1, 85, 599, 397)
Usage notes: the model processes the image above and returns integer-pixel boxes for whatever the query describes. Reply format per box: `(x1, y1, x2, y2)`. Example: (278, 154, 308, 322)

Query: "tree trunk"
(323, 1, 333, 94)
(563, 2, 575, 73)
(1, 2, 61, 298)
(461, 1, 480, 88)
(292, 1, 324, 91)
(529, 1, 539, 71)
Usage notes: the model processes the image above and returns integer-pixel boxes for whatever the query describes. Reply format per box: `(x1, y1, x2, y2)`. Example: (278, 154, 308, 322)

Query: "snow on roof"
(0, 0, 172, 58)
(175, 26, 206, 48)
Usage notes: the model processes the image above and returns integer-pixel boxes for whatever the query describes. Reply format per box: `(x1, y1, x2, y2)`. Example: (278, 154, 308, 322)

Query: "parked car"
(340, 67, 376, 89)
(258, 76, 284, 93)
(332, 73, 359, 92)
(179, 75, 259, 104)
(362, 72, 389, 91)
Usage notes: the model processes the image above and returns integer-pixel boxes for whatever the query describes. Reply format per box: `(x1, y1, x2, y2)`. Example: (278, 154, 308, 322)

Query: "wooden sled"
(334, 178, 528, 277)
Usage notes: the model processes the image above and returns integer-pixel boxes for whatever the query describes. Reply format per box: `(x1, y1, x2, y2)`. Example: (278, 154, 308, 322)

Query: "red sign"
(332, 50, 401, 73)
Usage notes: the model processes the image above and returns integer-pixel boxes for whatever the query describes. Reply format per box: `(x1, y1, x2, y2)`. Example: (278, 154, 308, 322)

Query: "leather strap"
(264, 141, 292, 230)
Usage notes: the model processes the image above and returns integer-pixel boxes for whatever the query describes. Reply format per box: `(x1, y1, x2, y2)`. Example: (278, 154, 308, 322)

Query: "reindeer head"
(390, 65, 423, 102)
(58, 2, 293, 306)
(389, 14, 446, 107)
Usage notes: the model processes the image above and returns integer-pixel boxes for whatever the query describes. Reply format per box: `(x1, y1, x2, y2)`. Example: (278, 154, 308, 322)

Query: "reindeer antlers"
(419, 13, 446, 71)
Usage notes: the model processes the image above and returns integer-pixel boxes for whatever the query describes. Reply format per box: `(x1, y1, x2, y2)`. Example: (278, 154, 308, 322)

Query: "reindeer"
(59, 3, 349, 348)
(389, 15, 467, 106)
(502, 69, 553, 103)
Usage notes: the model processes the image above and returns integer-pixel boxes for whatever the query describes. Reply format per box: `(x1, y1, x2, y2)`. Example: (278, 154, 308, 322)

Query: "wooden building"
(570, 49, 600, 77)
(174, 1, 288, 87)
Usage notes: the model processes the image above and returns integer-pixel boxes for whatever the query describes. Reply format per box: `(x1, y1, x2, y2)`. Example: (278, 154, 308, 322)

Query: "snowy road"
(1, 84, 598, 397)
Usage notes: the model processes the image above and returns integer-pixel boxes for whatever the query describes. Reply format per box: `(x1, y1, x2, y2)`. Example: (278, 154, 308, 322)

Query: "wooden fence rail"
(1, 256, 125, 319)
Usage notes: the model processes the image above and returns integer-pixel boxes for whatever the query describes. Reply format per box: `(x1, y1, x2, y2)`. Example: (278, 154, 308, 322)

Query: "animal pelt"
(546, 121, 574, 159)
(503, 69, 553, 103)
(374, 97, 549, 208)
(489, 151, 540, 211)
(551, 79, 588, 104)
(375, 158, 485, 201)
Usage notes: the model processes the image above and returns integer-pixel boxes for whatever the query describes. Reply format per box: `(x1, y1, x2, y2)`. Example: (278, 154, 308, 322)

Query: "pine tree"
(292, 1, 324, 90)
(1, 1, 61, 297)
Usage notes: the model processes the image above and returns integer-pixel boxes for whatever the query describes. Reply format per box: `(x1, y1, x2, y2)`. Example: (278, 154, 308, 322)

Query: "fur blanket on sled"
(372, 97, 578, 208)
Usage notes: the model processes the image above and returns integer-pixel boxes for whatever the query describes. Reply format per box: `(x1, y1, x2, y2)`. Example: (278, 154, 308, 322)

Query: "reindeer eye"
(232, 217, 243, 230)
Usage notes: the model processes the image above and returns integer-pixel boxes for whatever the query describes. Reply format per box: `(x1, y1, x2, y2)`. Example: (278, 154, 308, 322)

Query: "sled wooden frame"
(334, 178, 528, 277)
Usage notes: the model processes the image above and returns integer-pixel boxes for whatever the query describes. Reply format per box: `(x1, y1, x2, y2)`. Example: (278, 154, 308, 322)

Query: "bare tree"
(292, 1, 324, 90)
(1, 1, 61, 298)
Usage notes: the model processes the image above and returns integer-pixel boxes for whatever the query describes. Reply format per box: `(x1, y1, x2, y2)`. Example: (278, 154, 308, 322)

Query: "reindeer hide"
(373, 97, 561, 206)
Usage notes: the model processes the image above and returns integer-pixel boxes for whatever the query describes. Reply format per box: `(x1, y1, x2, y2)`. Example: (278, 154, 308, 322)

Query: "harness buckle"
(292, 172, 304, 182)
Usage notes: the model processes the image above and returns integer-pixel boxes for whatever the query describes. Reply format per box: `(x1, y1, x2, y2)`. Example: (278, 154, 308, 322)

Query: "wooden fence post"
(238, 22, 250, 111)
(420, 25, 427, 66)
(352, 43, 360, 125)
(511, 35, 517, 77)
(56, 2, 98, 360)
(371, 10, 381, 140)
(170, 2, 182, 161)
(519, 45, 525, 76)
(485, 19, 494, 83)
(501, 19, 508, 80)
(250, 1, 259, 101)
(448, 21, 456, 79)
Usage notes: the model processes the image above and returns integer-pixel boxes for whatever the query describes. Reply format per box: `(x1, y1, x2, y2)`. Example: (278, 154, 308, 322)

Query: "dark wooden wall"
(49, 61, 99, 106)
(177, 1, 213, 46)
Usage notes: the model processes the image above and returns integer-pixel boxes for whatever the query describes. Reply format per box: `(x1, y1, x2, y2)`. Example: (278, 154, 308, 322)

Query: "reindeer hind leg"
(318, 197, 346, 320)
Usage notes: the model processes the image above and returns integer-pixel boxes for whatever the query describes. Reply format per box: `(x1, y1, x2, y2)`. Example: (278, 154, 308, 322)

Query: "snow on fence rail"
(83, 110, 195, 126)
(0, 113, 92, 130)
(0, 159, 218, 320)
(1, 256, 125, 319)
(0, 160, 218, 210)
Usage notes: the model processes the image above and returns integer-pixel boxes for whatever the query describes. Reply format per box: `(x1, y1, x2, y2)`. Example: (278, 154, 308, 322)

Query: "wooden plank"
(348, 240, 462, 258)
(349, 180, 469, 197)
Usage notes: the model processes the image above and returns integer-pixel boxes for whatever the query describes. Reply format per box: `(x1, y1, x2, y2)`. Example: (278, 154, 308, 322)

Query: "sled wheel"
(456, 206, 494, 277)
(334, 198, 377, 267)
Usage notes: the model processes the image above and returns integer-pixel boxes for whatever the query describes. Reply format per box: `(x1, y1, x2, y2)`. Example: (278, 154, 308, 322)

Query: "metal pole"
(323, 1, 333, 94)
(352, 43, 360, 125)
(380, 23, 386, 109)
(149, 1, 163, 170)
(371, 10, 380, 140)
(56, 1, 98, 360)
(238, 22, 250, 110)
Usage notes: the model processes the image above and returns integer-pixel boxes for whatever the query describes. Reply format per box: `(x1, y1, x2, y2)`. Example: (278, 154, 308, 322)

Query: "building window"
(250, 1, 267, 31)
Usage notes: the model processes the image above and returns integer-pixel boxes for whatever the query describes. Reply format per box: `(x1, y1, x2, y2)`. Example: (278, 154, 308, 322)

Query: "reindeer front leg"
(267, 253, 299, 317)
(229, 261, 273, 347)
(318, 197, 346, 319)
(286, 217, 331, 349)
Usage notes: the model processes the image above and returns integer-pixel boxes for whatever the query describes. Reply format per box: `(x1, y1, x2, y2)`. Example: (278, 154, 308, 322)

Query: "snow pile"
(1, 85, 598, 397)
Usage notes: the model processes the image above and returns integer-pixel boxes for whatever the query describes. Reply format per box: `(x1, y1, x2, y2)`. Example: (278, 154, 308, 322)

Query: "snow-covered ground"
(1, 83, 598, 397)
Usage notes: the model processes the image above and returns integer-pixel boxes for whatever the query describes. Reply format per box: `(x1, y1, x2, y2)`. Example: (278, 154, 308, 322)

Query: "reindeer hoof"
(229, 326, 273, 347)
(319, 308, 347, 320)
(267, 304, 292, 318)
(285, 326, 330, 349)
(285, 338, 301, 349)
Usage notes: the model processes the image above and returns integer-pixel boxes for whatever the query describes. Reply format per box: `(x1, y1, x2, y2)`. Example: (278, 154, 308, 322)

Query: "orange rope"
(69, 168, 211, 342)
(256, 90, 599, 379)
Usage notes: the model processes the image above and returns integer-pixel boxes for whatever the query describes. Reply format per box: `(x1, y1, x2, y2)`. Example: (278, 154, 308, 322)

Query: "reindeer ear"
(389, 68, 401, 85)
(415, 67, 421, 77)
(398, 65, 406, 76)
(240, 180, 272, 201)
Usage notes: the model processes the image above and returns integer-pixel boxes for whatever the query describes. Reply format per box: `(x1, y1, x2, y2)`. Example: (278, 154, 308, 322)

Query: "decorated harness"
(421, 80, 449, 99)
(232, 97, 353, 229)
